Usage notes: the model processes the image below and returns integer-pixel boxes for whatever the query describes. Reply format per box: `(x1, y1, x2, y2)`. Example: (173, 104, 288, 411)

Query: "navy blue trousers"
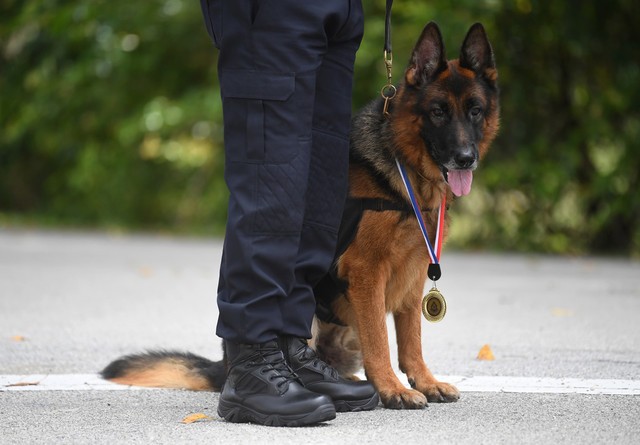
(200, 0, 364, 343)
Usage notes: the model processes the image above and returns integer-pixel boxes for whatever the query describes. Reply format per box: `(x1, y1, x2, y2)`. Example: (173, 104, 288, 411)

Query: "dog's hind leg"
(393, 305, 460, 403)
(311, 317, 363, 378)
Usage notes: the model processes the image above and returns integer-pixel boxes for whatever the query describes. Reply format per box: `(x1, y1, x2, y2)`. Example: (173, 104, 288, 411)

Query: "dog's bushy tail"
(101, 351, 226, 391)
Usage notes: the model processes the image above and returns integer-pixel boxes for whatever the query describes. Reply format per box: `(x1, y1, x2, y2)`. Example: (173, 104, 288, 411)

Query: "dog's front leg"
(394, 304, 460, 403)
(349, 278, 428, 409)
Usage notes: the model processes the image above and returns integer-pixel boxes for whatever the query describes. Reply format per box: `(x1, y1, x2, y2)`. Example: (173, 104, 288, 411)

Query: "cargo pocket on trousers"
(220, 69, 297, 164)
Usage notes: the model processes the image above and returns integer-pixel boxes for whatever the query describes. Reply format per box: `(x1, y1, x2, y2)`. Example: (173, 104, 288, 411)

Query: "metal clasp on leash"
(381, 50, 396, 120)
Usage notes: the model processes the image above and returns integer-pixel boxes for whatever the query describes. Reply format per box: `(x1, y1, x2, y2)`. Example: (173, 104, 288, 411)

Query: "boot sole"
(217, 399, 336, 427)
(333, 392, 380, 413)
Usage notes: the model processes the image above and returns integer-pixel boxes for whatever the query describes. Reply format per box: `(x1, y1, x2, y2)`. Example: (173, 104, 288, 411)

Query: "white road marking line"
(1, 374, 639, 395)
(0, 374, 147, 391)
(442, 376, 640, 395)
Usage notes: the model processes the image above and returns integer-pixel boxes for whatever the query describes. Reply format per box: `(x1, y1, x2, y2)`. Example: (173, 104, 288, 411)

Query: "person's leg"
(272, 0, 379, 413)
(214, 0, 330, 344)
(282, 0, 365, 338)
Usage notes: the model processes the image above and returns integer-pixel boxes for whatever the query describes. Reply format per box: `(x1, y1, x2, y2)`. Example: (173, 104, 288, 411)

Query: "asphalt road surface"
(1, 229, 639, 444)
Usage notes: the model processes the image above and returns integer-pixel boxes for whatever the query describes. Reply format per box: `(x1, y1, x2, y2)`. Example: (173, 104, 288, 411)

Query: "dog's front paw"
(380, 388, 428, 409)
(410, 379, 460, 403)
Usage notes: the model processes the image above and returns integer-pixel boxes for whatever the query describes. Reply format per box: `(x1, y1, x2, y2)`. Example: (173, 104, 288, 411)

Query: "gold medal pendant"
(422, 286, 447, 322)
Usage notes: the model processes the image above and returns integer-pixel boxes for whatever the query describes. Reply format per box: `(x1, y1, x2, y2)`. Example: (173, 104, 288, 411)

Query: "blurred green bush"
(1, 0, 638, 255)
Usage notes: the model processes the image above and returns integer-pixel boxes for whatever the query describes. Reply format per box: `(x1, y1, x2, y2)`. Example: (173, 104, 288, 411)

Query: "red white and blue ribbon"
(395, 158, 446, 281)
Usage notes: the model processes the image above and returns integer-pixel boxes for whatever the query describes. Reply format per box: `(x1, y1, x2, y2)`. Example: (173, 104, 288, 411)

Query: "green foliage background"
(1, 0, 639, 255)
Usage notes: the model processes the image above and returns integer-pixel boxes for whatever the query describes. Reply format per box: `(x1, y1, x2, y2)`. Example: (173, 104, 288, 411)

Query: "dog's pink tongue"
(448, 170, 473, 196)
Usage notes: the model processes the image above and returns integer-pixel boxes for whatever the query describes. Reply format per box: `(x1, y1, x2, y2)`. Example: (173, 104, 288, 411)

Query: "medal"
(422, 286, 447, 322)
(396, 158, 448, 322)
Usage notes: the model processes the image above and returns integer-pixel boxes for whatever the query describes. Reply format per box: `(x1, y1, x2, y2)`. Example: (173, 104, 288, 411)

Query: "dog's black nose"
(454, 147, 476, 169)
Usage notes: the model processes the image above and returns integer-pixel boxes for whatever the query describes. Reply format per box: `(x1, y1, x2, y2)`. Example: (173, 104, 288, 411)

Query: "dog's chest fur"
(333, 192, 448, 322)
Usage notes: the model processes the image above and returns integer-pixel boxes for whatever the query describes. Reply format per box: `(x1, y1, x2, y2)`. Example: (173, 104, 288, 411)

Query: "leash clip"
(384, 50, 393, 84)
(381, 50, 396, 121)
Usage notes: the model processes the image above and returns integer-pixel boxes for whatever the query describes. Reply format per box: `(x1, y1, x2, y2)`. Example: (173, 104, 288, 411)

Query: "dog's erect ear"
(459, 23, 497, 83)
(406, 22, 447, 87)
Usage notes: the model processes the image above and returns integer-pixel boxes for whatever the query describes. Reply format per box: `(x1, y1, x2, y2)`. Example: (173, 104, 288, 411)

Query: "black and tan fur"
(102, 22, 499, 410)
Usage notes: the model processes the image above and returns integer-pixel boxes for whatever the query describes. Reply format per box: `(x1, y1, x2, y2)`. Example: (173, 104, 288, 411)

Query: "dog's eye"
(469, 106, 483, 119)
(431, 107, 444, 119)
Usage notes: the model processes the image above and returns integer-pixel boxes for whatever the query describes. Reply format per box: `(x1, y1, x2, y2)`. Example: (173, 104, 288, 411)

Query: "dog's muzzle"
(440, 146, 478, 197)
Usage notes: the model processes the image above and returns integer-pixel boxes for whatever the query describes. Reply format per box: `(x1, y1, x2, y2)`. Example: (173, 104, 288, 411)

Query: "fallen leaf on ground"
(139, 266, 154, 278)
(7, 382, 40, 387)
(12, 336, 26, 341)
(551, 308, 574, 317)
(181, 413, 213, 424)
(477, 344, 495, 360)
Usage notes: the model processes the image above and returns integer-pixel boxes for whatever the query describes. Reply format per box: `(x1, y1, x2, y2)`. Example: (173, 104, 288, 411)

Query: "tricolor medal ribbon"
(395, 158, 447, 322)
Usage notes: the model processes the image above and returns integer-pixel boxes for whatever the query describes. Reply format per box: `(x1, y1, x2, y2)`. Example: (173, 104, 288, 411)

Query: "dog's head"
(393, 22, 499, 197)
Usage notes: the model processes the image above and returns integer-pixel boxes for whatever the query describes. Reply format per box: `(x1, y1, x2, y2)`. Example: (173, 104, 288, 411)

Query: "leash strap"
(395, 158, 446, 281)
(384, 0, 393, 54)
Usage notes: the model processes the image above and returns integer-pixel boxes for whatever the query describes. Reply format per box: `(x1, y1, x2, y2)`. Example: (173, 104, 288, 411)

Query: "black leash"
(384, 0, 393, 55)
(381, 0, 396, 119)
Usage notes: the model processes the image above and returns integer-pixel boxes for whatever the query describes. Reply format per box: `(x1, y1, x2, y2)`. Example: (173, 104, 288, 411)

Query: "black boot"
(218, 340, 336, 427)
(279, 336, 380, 412)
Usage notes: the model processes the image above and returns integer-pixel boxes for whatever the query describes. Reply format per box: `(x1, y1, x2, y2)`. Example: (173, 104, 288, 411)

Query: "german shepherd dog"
(102, 22, 499, 410)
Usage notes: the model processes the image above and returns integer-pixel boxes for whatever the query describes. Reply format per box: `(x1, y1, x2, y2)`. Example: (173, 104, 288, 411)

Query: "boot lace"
(300, 345, 338, 379)
(255, 347, 299, 390)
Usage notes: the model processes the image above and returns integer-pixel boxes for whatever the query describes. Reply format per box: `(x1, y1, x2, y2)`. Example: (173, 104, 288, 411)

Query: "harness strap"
(359, 197, 406, 212)
(357, 197, 441, 214)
